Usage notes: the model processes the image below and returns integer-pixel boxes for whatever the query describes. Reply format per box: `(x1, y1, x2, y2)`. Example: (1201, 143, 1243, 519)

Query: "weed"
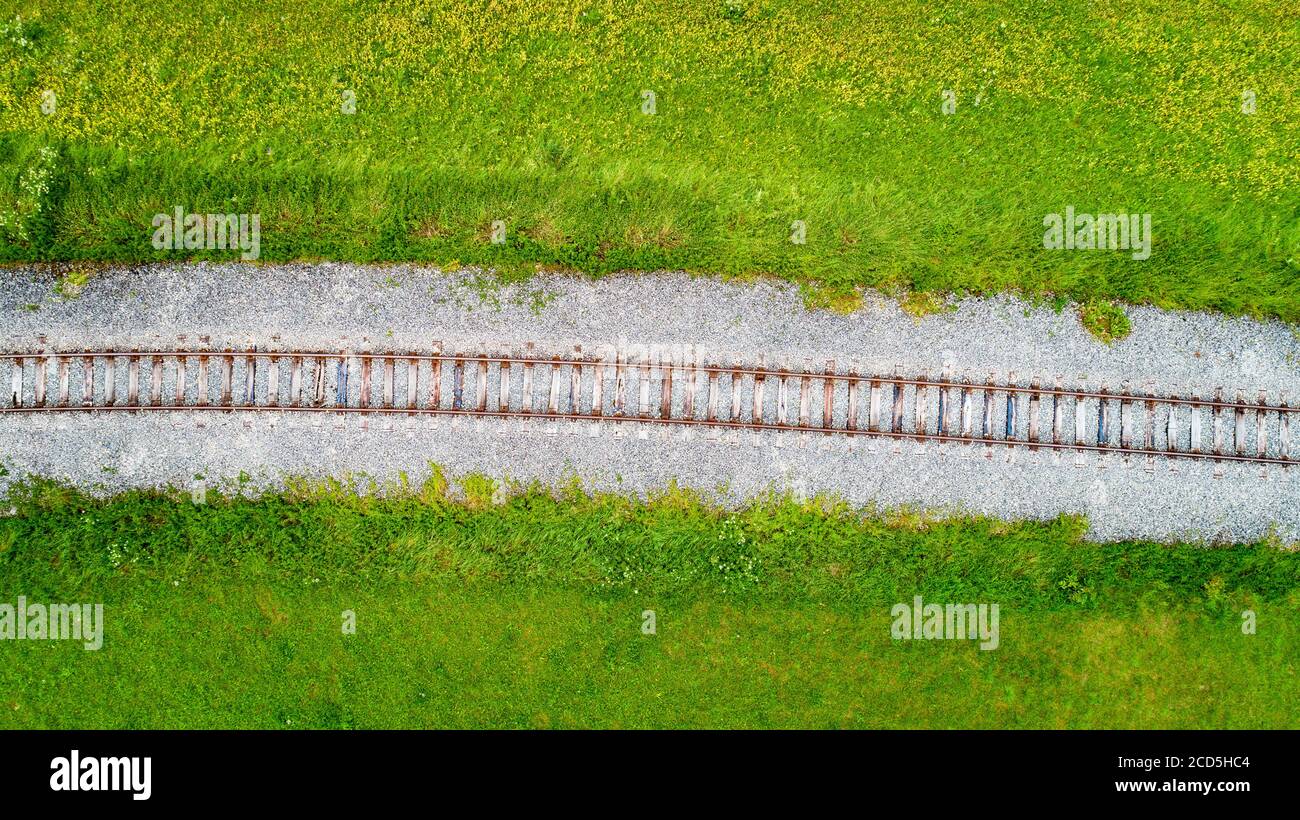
(1079, 299, 1133, 344)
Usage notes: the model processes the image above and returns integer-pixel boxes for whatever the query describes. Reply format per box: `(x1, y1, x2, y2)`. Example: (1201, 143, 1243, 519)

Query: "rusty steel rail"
(1, 344, 1294, 468)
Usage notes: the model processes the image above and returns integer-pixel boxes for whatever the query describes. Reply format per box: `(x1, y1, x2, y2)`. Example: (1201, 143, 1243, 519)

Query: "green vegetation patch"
(0, 1, 1297, 319)
(0, 475, 1297, 728)
(1078, 298, 1132, 344)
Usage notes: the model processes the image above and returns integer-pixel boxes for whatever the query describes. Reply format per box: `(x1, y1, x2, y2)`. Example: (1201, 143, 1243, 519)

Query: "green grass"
(1078, 298, 1132, 344)
(1, 1, 1298, 319)
(1, 475, 1297, 728)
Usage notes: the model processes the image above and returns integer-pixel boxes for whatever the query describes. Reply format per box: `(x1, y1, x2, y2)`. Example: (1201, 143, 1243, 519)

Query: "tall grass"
(0, 1, 1296, 317)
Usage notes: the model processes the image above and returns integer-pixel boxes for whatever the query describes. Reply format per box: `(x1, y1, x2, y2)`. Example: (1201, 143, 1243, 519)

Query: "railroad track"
(0, 342, 1294, 470)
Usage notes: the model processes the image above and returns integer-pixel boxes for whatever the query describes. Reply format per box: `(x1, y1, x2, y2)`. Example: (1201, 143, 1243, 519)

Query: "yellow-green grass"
(0, 1, 1297, 319)
(0, 476, 1296, 728)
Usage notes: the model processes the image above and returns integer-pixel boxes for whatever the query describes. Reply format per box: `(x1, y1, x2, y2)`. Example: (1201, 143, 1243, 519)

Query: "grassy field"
(0, 1, 1297, 319)
(1, 475, 1297, 728)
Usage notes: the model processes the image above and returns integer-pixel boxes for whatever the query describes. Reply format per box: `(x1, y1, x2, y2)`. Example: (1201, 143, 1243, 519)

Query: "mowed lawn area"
(0, 0, 1297, 319)
(1, 477, 1297, 728)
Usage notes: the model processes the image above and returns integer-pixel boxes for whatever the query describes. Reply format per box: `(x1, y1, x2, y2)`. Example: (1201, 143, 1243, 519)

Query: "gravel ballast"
(1, 263, 1297, 544)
